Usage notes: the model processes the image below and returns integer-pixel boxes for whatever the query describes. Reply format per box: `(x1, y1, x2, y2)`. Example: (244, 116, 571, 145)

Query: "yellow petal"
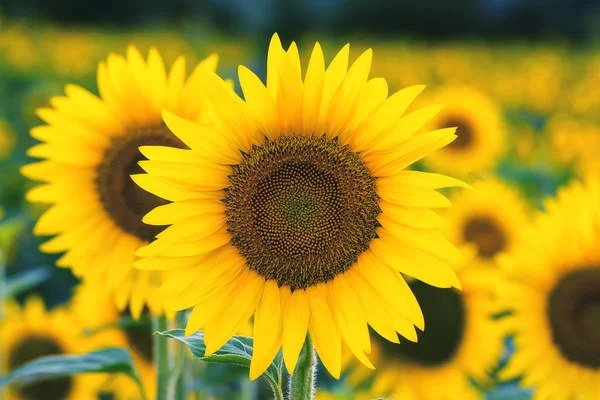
(266, 33, 286, 99)
(138, 160, 230, 190)
(378, 200, 444, 229)
(356, 250, 424, 329)
(326, 283, 374, 370)
(250, 280, 284, 380)
(370, 234, 461, 289)
(142, 198, 226, 226)
(377, 182, 452, 208)
(368, 104, 446, 153)
(326, 48, 372, 138)
(161, 109, 242, 164)
(306, 284, 341, 379)
(347, 85, 426, 151)
(301, 42, 325, 136)
(366, 128, 457, 176)
(204, 271, 264, 355)
(131, 174, 205, 202)
(282, 289, 310, 374)
(135, 231, 230, 257)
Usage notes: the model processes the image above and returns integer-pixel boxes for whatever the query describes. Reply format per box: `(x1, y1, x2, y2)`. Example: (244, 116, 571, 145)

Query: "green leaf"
(157, 329, 284, 400)
(5, 267, 51, 297)
(0, 347, 147, 400)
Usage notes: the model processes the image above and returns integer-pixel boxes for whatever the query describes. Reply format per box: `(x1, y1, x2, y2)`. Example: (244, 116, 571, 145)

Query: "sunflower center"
(463, 216, 506, 258)
(97, 125, 185, 242)
(119, 308, 153, 362)
(377, 281, 465, 367)
(548, 269, 600, 368)
(7, 335, 72, 400)
(443, 117, 473, 150)
(224, 135, 380, 290)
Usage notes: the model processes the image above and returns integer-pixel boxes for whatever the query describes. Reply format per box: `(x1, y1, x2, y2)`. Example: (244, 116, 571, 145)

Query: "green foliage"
(157, 329, 284, 400)
(0, 347, 147, 400)
(5, 266, 50, 297)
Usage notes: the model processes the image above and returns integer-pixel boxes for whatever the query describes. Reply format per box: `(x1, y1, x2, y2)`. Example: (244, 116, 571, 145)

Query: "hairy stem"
(153, 315, 172, 400)
(288, 335, 317, 400)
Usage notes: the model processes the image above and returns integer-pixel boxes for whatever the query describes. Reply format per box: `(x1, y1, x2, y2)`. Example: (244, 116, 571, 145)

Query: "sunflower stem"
(288, 335, 317, 400)
(153, 314, 173, 400)
(168, 311, 188, 400)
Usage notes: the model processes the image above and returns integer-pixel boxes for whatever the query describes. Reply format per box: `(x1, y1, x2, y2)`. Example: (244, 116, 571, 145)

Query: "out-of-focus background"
(1, 1, 599, 399)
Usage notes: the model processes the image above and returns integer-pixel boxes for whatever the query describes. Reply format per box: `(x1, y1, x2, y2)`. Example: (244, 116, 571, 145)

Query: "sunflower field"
(1, 9, 600, 400)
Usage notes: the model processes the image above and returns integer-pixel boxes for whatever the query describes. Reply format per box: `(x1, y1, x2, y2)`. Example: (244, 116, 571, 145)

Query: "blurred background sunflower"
(2, 0, 600, 399)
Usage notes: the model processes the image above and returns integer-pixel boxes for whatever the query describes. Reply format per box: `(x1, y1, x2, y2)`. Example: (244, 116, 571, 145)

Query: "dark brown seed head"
(224, 135, 381, 290)
(463, 216, 506, 259)
(442, 117, 474, 150)
(375, 281, 466, 367)
(96, 125, 185, 242)
(8, 335, 73, 400)
(548, 268, 600, 368)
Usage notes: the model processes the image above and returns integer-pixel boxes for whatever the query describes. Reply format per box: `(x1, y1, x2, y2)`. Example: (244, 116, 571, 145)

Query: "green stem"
(152, 315, 171, 400)
(288, 335, 317, 400)
(168, 312, 187, 400)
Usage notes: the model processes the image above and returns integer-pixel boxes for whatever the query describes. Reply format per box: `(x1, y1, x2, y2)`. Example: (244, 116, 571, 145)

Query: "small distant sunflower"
(422, 86, 505, 176)
(342, 262, 502, 400)
(71, 282, 155, 400)
(444, 179, 530, 265)
(498, 178, 600, 399)
(0, 297, 104, 400)
(21, 46, 219, 318)
(134, 34, 465, 379)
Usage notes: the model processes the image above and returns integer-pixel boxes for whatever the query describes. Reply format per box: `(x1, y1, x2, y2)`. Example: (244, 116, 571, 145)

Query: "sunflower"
(421, 86, 505, 176)
(133, 34, 465, 380)
(21, 46, 219, 318)
(0, 297, 105, 400)
(444, 179, 530, 266)
(341, 260, 503, 400)
(498, 178, 600, 400)
(71, 282, 156, 400)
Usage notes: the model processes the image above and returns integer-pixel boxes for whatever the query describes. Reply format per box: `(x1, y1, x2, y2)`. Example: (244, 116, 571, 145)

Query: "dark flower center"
(443, 117, 474, 150)
(96, 125, 185, 242)
(463, 216, 506, 258)
(224, 135, 380, 290)
(377, 281, 466, 367)
(7, 335, 73, 400)
(119, 308, 153, 363)
(548, 268, 600, 368)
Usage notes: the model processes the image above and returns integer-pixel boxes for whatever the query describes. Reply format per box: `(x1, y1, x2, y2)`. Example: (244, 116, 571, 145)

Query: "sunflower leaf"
(0, 347, 147, 400)
(157, 329, 284, 400)
(5, 266, 51, 297)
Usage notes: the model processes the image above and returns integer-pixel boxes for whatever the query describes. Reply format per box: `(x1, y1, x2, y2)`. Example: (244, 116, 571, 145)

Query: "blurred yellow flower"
(422, 86, 506, 176)
(71, 282, 155, 400)
(0, 297, 106, 400)
(443, 179, 530, 267)
(342, 262, 503, 400)
(498, 178, 600, 399)
(21, 46, 220, 318)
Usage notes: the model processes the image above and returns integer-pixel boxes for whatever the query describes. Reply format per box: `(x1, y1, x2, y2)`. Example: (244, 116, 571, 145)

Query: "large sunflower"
(0, 297, 105, 400)
(133, 34, 465, 379)
(422, 86, 505, 176)
(444, 179, 530, 266)
(71, 282, 155, 400)
(342, 261, 503, 400)
(498, 178, 600, 399)
(21, 46, 219, 318)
